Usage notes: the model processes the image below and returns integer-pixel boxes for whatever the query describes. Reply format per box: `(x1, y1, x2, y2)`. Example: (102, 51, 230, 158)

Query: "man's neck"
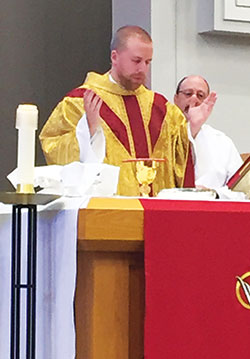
(109, 71, 118, 85)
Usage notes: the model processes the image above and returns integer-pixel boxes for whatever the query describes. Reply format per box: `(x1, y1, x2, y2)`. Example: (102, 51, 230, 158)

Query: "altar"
(1, 196, 250, 358)
(75, 197, 145, 359)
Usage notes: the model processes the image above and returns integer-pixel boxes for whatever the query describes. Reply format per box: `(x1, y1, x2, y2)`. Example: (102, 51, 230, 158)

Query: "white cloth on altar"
(0, 196, 88, 358)
(7, 162, 119, 198)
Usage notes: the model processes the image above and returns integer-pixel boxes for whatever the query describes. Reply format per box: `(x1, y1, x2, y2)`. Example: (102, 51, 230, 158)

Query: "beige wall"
(152, 0, 250, 154)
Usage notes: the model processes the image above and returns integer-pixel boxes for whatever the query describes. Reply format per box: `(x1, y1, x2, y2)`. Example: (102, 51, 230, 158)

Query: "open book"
(227, 156, 250, 197)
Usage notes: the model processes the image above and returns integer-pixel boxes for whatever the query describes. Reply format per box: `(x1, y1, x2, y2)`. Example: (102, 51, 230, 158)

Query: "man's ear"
(174, 94, 178, 105)
(111, 50, 117, 65)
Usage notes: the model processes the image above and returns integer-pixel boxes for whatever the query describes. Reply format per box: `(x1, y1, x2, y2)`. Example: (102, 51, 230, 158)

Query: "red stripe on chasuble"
(123, 96, 149, 158)
(100, 102, 131, 155)
(140, 198, 250, 359)
(66, 88, 86, 97)
(149, 93, 168, 150)
(183, 144, 195, 187)
(66, 88, 131, 154)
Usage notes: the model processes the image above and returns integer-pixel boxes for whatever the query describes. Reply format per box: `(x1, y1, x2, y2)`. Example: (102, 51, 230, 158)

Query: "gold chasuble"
(40, 72, 194, 196)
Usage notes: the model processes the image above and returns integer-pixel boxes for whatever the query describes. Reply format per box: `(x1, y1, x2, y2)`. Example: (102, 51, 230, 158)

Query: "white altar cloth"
(0, 196, 88, 358)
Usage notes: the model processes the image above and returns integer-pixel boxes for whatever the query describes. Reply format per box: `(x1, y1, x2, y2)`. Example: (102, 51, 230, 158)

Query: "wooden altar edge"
(77, 197, 144, 252)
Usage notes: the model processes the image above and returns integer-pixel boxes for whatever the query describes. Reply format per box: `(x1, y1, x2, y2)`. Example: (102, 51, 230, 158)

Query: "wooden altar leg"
(75, 250, 144, 359)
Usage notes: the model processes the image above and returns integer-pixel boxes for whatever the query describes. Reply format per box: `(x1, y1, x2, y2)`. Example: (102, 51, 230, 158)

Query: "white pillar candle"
(15, 104, 38, 192)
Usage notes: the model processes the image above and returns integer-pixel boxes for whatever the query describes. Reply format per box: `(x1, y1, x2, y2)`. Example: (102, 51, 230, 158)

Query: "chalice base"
(139, 184, 151, 197)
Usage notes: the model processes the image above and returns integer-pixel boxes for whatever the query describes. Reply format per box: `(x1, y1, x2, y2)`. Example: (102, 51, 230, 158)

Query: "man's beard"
(118, 73, 146, 91)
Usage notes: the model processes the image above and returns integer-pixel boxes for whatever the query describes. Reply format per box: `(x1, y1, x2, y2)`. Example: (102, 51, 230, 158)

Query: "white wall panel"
(198, 0, 250, 34)
(224, 0, 250, 22)
(152, 0, 250, 153)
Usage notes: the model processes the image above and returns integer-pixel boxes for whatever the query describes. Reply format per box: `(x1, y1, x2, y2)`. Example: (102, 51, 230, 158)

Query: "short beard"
(118, 74, 143, 91)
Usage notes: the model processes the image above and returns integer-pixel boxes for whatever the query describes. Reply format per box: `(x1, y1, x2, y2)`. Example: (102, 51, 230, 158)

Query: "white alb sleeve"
(76, 114, 106, 163)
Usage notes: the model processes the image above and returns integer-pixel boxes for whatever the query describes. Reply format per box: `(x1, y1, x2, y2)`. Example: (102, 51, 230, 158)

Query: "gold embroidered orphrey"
(236, 272, 250, 309)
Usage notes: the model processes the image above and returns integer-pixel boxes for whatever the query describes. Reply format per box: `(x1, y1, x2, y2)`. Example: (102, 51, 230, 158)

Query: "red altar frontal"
(143, 199, 250, 359)
(76, 198, 250, 359)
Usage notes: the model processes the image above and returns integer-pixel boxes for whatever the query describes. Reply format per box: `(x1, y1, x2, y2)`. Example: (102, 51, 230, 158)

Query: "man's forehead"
(125, 35, 152, 49)
(181, 76, 209, 91)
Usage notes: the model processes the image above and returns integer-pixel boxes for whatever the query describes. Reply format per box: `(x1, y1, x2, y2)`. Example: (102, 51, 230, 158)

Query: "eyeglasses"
(178, 90, 207, 101)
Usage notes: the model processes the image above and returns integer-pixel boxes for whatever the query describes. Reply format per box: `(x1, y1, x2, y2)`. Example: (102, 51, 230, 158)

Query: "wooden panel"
(75, 251, 144, 359)
(78, 197, 144, 252)
(75, 251, 94, 358)
(129, 256, 145, 359)
(93, 253, 129, 359)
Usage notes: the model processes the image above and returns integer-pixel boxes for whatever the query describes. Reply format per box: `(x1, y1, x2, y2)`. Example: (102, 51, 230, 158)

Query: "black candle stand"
(0, 192, 59, 359)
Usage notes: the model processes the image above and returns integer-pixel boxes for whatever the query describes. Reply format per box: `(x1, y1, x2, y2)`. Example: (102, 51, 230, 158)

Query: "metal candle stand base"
(11, 204, 37, 359)
(0, 192, 59, 359)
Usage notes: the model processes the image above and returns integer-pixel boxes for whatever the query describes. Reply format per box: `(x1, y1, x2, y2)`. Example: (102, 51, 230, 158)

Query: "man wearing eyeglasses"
(174, 75, 243, 189)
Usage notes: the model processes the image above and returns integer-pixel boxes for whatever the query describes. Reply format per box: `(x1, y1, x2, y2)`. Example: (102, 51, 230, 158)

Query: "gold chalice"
(123, 158, 166, 197)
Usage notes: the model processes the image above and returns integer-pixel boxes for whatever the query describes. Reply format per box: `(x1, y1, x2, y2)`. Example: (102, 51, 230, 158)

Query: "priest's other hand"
(187, 91, 217, 138)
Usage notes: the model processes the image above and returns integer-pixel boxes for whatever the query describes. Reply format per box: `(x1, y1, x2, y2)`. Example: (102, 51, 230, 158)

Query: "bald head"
(176, 75, 210, 95)
(174, 75, 210, 113)
(110, 25, 152, 52)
